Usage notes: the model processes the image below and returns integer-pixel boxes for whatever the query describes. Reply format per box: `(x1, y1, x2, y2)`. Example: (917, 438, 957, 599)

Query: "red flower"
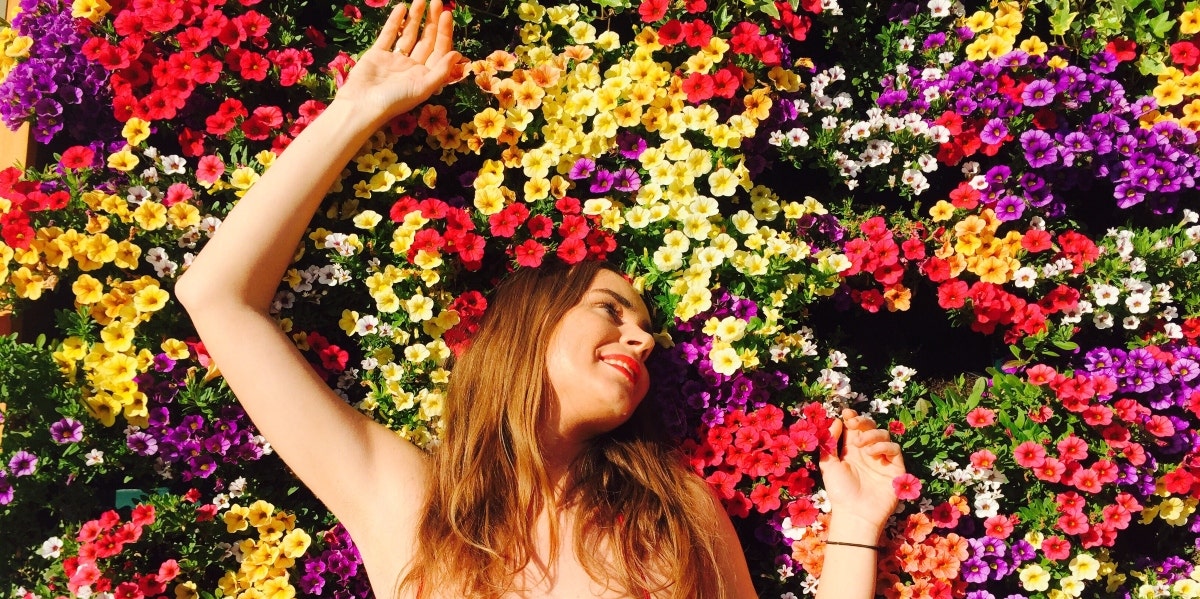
(130, 503, 155, 527)
(557, 214, 589, 240)
(638, 0, 668, 23)
(555, 196, 582, 215)
(526, 214, 553, 238)
(514, 239, 545, 268)
(488, 203, 529, 238)
(937, 279, 968, 309)
(1171, 41, 1200, 73)
(681, 72, 715, 103)
(1013, 441, 1046, 468)
(1105, 37, 1137, 62)
(983, 514, 1015, 539)
(681, 19, 714, 47)
(656, 19, 684, 45)
(712, 66, 741, 98)
(556, 237, 587, 264)
(60, 146, 95, 170)
(948, 182, 980, 210)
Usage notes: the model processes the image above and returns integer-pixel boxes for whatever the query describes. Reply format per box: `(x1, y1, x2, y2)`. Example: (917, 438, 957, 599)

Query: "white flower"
(801, 574, 820, 594)
(1012, 267, 1038, 288)
(974, 496, 1000, 518)
(1129, 257, 1147, 273)
(161, 154, 187, 175)
(1155, 283, 1174, 303)
(938, 51, 955, 64)
(212, 494, 230, 510)
(229, 477, 247, 497)
(778, 563, 796, 581)
(84, 449, 104, 466)
(961, 161, 981, 177)
(1186, 225, 1200, 243)
(1093, 311, 1114, 329)
(917, 154, 938, 172)
(126, 185, 151, 206)
(1123, 315, 1141, 330)
(821, 115, 839, 130)
(1092, 284, 1119, 306)
(786, 128, 810, 147)
(811, 489, 831, 512)
(927, 0, 951, 16)
(1162, 305, 1179, 321)
(1125, 292, 1151, 314)
(37, 537, 63, 559)
(898, 36, 915, 51)
(1165, 323, 1184, 339)
(829, 350, 849, 368)
(968, 175, 988, 190)
(1030, 216, 1046, 230)
(769, 131, 786, 146)
(76, 586, 93, 599)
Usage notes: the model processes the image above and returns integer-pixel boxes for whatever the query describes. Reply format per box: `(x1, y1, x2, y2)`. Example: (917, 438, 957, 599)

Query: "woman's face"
(544, 269, 655, 441)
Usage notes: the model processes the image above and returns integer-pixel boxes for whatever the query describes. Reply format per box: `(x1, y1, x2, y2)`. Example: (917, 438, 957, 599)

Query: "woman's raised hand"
(819, 409, 906, 535)
(335, 0, 465, 120)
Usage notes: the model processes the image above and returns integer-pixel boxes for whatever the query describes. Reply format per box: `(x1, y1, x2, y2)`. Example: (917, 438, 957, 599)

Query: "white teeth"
(602, 358, 633, 377)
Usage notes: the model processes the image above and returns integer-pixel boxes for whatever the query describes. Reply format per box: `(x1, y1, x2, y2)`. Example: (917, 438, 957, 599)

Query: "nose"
(624, 325, 655, 361)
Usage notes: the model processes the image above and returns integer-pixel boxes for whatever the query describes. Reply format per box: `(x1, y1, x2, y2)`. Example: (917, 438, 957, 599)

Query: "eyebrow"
(592, 288, 652, 333)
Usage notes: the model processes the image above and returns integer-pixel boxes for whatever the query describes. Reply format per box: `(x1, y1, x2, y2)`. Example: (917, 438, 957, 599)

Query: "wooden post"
(0, 0, 32, 339)
(0, 0, 34, 446)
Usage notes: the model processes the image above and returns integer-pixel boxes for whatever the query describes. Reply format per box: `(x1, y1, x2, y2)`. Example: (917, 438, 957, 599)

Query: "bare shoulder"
(699, 482, 759, 598)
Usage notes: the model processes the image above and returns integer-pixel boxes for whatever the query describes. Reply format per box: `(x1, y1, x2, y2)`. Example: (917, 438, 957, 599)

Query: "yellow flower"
(1020, 36, 1048, 57)
(122, 117, 151, 147)
(101, 321, 135, 353)
(709, 344, 742, 376)
(255, 150, 276, 168)
(73, 274, 105, 304)
(1070, 553, 1100, 580)
(1155, 79, 1185, 106)
(930, 200, 955, 222)
(173, 581, 198, 599)
(965, 11, 994, 32)
(1020, 564, 1051, 592)
(1181, 7, 1200, 35)
(246, 500, 275, 527)
(132, 201, 168, 230)
(161, 338, 189, 360)
(71, 0, 111, 21)
(167, 203, 201, 229)
(280, 529, 311, 559)
(352, 210, 382, 230)
(107, 146, 140, 172)
(133, 286, 169, 313)
(114, 240, 141, 269)
(1060, 576, 1085, 598)
(708, 168, 738, 197)
(405, 294, 435, 321)
(229, 167, 261, 190)
(85, 392, 122, 426)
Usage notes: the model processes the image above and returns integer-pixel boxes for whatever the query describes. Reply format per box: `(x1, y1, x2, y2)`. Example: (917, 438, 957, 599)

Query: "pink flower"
(1041, 535, 1071, 560)
(1013, 441, 1046, 468)
(965, 407, 995, 427)
(970, 449, 997, 470)
(1056, 435, 1089, 462)
(892, 473, 922, 501)
(195, 155, 225, 185)
(1026, 364, 1056, 385)
(983, 514, 1015, 539)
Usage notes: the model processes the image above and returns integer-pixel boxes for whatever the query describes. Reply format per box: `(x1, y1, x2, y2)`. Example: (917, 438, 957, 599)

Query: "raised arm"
(174, 0, 462, 536)
(815, 409, 905, 599)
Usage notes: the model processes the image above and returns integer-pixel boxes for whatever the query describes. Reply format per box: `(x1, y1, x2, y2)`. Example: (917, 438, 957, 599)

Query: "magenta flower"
(49, 417, 83, 444)
(8, 450, 37, 477)
(1021, 79, 1056, 107)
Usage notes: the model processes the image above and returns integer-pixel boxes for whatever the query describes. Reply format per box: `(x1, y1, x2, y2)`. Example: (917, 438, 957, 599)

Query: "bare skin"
(175, 2, 904, 597)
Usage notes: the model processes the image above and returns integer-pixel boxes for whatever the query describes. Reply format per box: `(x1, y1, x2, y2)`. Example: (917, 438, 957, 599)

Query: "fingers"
(395, 0, 428, 55)
(372, 2, 408, 52)
(851, 428, 890, 447)
(409, 1, 448, 64)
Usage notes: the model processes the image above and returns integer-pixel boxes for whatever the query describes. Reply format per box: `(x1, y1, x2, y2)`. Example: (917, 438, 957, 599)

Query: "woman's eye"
(601, 302, 621, 320)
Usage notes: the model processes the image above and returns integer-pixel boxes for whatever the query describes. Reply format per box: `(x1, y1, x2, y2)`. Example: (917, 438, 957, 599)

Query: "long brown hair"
(398, 259, 727, 598)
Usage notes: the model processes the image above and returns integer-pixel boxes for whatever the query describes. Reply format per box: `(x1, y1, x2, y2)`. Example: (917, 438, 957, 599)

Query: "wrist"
(322, 97, 395, 135)
(825, 511, 887, 545)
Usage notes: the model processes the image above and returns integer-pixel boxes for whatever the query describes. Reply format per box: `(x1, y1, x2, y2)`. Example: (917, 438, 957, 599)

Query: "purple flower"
(1020, 79, 1057, 107)
(1020, 130, 1059, 168)
(589, 170, 614, 193)
(616, 131, 647, 159)
(994, 195, 1025, 221)
(0, 472, 11, 505)
(980, 118, 1008, 145)
(568, 158, 595, 180)
(127, 432, 159, 456)
(50, 418, 83, 444)
(612, 168, 641, 193)
(8, 450, 36, 477)
(961, 557, 990, 584)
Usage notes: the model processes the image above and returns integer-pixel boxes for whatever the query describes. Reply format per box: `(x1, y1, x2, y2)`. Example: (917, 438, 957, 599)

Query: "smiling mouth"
(600, 355, 641, 384)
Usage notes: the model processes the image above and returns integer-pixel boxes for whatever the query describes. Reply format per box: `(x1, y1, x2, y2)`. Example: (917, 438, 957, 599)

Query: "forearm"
(815, 512, 885, 599)
(177, 99, 388, 311)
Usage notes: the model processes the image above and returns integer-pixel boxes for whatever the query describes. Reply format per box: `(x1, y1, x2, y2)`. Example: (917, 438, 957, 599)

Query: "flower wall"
(3, 0, 1200, 596)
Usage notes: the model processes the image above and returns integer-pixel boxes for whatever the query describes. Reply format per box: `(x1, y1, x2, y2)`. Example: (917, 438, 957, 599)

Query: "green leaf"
(759, 0, 781, 19)
(1048, 1, 1079, 36)
(967, 376, 987, 408)
(1052, 340, 1079, 351)
(1148, 12, 1176, 38)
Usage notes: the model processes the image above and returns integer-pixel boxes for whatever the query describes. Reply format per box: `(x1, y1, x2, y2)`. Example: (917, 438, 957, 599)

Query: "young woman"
(175, 2, 906, 597)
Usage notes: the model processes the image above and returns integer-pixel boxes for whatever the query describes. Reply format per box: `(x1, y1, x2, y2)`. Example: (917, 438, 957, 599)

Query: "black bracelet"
(825, 540, 883, 551)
